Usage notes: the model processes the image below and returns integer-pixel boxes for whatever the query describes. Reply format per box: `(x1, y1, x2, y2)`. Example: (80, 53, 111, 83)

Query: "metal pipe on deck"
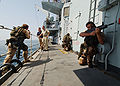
(30, 34, 33, 59)
(73, 11, 81, 41)
(105, 1, 120, 70)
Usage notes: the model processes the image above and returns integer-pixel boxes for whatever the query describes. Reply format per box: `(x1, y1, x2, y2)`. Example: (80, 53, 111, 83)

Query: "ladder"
(88, 0, 97, 23)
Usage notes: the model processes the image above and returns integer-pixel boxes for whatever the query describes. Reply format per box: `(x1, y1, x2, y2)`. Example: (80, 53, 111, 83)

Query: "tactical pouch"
(84, 36, 99, 47)
(9, 38, 18, 47)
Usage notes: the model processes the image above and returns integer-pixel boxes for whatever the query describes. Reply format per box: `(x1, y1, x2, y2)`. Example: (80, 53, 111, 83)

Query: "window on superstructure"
(67, 0, 71, 2)
(63, 7, 70, 17)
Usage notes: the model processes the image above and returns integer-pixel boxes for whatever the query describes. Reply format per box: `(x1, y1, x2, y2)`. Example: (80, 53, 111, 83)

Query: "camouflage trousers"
(3, 43, 29, 64)
(78, 43, 87, 59)
(38, 38, 43, 50)
(86, 46, 97, 67)
(78, 43, 97, 67)
(42, 37, 48, 50)
(62, 42, 71, 51)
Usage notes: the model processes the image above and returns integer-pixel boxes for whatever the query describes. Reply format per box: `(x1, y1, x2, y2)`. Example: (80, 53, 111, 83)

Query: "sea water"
(0, 40, 40, 66)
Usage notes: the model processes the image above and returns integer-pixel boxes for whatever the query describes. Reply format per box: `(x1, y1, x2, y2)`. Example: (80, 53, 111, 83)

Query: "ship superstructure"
(95, 0, 120, 71)
(42, 0, 90, 51)
(0, 0, 120, 85)
(41, 0, 120, 72)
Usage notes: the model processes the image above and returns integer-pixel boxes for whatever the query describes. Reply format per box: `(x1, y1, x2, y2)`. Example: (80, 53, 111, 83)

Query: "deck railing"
(0, 25, 40, 84)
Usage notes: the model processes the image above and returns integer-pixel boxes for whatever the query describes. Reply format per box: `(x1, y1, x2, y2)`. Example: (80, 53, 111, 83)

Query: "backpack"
(10, 26, 23, 37)
(10, 26, 26, 43)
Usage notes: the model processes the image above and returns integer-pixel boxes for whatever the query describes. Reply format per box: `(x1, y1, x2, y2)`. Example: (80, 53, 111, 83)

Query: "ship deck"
(2, 45, 120, 86)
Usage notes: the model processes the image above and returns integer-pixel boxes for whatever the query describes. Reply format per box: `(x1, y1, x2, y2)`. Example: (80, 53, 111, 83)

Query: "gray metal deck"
(2, 45, 120, 86)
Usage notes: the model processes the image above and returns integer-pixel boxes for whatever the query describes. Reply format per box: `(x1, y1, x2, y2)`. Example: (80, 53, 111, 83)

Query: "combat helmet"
(22, 24, 29, 29)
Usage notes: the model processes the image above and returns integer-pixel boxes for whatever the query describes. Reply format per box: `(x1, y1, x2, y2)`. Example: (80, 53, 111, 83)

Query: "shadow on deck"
(73, 68, 120, 86)
(23, 58, 53, 69)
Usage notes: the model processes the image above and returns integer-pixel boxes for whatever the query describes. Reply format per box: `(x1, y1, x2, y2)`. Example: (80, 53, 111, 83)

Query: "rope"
(0, 25, 12, 31)
(0, 25, 38, 37)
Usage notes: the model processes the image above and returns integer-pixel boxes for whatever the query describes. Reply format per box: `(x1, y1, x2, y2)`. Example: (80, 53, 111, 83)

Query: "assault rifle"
(97, 23, 114, 30)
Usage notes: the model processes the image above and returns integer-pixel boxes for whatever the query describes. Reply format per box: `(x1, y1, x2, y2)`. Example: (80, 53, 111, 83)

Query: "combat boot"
(88, 62, 93, 68)
(23, 51, 30, 63)
(87, 59, 93, 68)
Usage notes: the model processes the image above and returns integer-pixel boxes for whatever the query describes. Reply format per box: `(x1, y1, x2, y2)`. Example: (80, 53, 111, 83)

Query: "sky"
(0, 0, 47, 40)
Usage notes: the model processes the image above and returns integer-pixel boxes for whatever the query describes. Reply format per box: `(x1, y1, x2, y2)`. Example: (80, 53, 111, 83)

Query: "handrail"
(0, 28, 40, 84)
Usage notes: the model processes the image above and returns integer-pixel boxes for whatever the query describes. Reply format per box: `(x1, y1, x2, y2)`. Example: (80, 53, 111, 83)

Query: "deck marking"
(40, 50, 50, 86)
(59, 49, 68, 54)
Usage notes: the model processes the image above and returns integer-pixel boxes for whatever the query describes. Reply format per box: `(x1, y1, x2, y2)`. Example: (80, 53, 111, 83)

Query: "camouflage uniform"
(42, 28, 49, 51)
(3, 24, 30, 64)
(84, 28, 99, 67)
(80, 22, 104, 67)
(62, 33, 72, 51)
(78, 42, 88, 60)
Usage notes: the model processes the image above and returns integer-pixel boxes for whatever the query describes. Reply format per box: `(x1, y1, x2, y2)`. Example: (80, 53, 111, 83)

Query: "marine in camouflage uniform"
(3, 24, 30, 64)
(79, 22, 104, 68)
(78, 42, 88, 60)
(62, 33, 72, 51)
(41, 26, 50, 51)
